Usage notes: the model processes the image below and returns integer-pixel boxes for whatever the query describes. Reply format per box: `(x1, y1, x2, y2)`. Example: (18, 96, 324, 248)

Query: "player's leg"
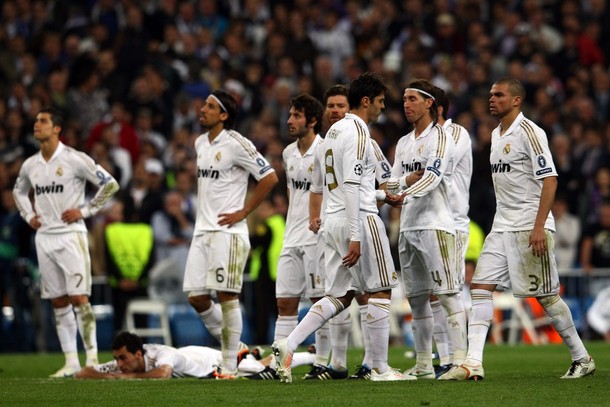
(274, 247, 304, 343)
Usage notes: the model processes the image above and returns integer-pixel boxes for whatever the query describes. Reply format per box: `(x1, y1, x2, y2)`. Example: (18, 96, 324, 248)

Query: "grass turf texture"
(1, 342, 608, 407)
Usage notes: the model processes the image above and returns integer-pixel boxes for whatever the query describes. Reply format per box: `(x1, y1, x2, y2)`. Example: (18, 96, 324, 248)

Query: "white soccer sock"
(438, 293, 467, 365)
(292, 351, 316, 367)
(330, 308, 351, 370)
(538, 295, 588, 361)
(220, 299, 242, 371)
(286, 296, 343, 353)
(74, 303, 98, 365)
(315, 322, 331, 366)
(367, 298, 391, 373)
(466, 289, 493, 365)
(274, 315, 298, 341)
(409, 294, 434, 371)
(198, 302, 223, 343)
(54, 305, 80, 368)
(359, 304, 373, 367)
(430, 299, 451, 365)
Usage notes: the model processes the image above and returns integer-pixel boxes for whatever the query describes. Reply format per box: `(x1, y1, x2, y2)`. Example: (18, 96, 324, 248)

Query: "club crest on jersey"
(354, 163, 363, 175)
(503, 144, 511, 155)
(537, 155, 547, 168)
(308, 163, 313, 173)
(214, 152, 222, 162)
(56, 166, 63, 176)
(417, 145, 425, 155)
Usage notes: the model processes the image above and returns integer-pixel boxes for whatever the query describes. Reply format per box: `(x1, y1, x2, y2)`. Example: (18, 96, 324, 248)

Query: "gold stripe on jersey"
(521, 120, 543, 155)
(228, 234, 239, 289)
(435, 124, 448, 158)
(367, 215, 390, 287)
(354, 121, 367, 160)
(436, 230, 453, 291)
(406, 173, 436, 195)
(451, 125, 461, 144)
(371, 140, 384, 161)
(228, 130, 259, 159)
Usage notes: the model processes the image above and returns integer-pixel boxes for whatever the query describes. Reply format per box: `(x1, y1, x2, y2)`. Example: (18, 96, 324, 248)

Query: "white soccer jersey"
(94, 344, 221, 378)
(193, 129, 274, 235)
(323, 113, 378, 217)
(489, 112, 557, 232)
(282, 135, 321, 248)
(13, 142, 119, 234)
(445, 119, 473, 233)
(388, 122, 455, 233)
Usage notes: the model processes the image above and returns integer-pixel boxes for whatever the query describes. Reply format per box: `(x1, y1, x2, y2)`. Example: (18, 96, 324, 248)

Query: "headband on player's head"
(209, 94, 228, 112)
(404, 88, 436, 101)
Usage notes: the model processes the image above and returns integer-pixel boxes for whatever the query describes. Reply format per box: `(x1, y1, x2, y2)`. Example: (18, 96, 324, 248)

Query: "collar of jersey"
(496, 112, 524, 137)
(37, 141, 65, 163)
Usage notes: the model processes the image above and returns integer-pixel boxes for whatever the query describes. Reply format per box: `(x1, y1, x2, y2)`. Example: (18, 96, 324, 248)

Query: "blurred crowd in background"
(2, 0, 610, 351)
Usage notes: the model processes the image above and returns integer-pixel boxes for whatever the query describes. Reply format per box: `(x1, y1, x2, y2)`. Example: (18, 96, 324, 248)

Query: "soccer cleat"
(434, 363, 453, 379)
(438, 363, 485, 381)
(370, 367, 408, 381)
(49, 365, 81, 378)
(561, 357, 596, 379)
(271, 339, 293, 383)
(244, 366, 280, 380)
(403, 365, 435, 380)
(348, 365, 372, 380)
(213, 367, 238, 380)
(303, 365, 348, 380)
(237, 348, 250, 365)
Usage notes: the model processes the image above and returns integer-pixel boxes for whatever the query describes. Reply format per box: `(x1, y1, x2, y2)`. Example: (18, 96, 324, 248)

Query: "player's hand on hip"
(342, 241, 361, 268)
(529, 226, 548, 257)
(218, 209, 247, 227)
(29, 215, 41, 229)
(61, 208, 84, 224)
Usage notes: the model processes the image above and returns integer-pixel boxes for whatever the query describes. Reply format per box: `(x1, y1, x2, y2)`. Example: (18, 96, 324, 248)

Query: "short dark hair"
(212, 90, 238, 129)
(290, 93, 324, 134)
(494, 77, 526, 100)
(433, 86, 449, 120)
(348, 72, 387, 110)
(112, 331, 146, 355)
(323, 84, 349, 107)
(405, 79, 438, 122)
(38, 106, 64, 128)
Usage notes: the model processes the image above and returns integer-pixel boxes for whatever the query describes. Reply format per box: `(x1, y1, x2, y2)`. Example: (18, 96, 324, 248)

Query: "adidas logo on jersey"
(35, 183, 64, 195)
(491, 161, 511, 173)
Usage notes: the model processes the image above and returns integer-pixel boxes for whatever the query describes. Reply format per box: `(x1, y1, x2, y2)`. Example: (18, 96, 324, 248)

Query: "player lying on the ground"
(75, 331, 315, 379)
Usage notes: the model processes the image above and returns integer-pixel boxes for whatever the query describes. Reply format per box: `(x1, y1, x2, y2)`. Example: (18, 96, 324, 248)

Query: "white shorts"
(275, 244, 324, 299)
(324, 214, 398, 298)
(399, 229, 459, 297)
(183, 231, 250, 294)
(456, 229, 470, 286)
(473, 230, 560, 297)
(35, 232, 92, 299)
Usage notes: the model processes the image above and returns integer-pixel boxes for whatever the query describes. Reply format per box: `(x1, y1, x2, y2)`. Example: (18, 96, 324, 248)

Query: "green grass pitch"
(1, 342, 608, 407)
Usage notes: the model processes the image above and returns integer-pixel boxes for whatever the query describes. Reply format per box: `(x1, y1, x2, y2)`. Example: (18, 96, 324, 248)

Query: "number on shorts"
(75, 273, 83, 288)
(325, 149, 339, 191)
(309, 273, 316, 289)
(528, 274, 540, 292)
(431, 270, 442, 287)
(215, 268, 225, 283)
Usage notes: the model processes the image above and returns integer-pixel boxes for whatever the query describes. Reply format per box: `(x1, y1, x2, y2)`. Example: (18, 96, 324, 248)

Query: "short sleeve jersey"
(489, 112, 557, 232)
(13, 142, 118, 234)
(323, 113, 378, 216)
(445, 119, 473, 233)
(193, 129, 274, 235)
(388, 122, 455, 233)
(93, 344, 221, 378)
(282, 135, 322, 247)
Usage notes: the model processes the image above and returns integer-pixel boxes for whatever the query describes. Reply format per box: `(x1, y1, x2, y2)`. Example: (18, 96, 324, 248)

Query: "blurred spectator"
(552, 193, 581, 273)
(580, 200, 610, 274)
(87, 101, 140, 164)
(586, 286, 610, 342)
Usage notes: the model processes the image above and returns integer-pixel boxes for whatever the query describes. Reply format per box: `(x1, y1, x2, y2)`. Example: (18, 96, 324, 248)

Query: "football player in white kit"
(183, 90, 278, 379)
(308, 85, 392, 380)
(13, 107, 119, 377)
(75, 331, 317, 379)
(387, 79, 467, 380)
(273, 72, 403, 383)
(428, 86, 473, 377)
(440, 78, 595, 380)
(273, 93, 328, 378)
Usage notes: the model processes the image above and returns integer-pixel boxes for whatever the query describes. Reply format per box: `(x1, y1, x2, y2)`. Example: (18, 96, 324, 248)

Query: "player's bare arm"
(529, 176, 558, 257)
(61, 208, 84, 224)
(309, 191, 322, 233)
(218, 171, 279, 227)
